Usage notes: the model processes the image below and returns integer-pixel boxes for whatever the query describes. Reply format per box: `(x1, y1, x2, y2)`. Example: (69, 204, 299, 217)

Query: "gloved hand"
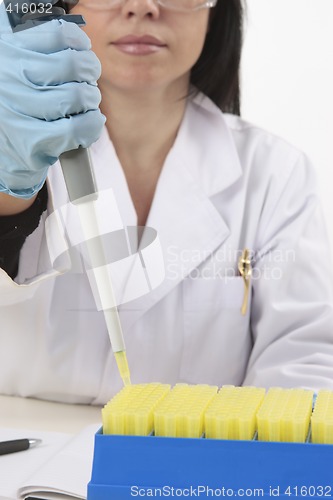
(0, 3, 106, 199)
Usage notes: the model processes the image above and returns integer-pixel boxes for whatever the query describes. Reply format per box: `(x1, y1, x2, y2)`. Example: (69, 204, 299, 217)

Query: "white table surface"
(0, 394, 102, 433)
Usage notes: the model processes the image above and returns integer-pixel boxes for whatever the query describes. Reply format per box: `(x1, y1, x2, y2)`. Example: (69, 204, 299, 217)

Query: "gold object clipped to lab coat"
(238, 248, 252, 315)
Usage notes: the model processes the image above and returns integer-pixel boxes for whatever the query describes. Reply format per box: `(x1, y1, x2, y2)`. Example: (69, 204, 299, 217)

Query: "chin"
(104, 75, 166, 92)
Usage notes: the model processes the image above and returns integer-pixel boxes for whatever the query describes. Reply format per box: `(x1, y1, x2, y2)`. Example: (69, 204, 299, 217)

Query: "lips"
(113, 35, 166, 46)
(112, 34, 167, 55)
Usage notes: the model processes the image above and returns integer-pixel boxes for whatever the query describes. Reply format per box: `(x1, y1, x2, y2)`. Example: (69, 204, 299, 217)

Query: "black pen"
(0, 438, 42, 456)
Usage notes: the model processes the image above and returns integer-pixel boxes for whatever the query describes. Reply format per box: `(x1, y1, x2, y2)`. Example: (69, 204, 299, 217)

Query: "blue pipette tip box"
(87, 428, 333, 499)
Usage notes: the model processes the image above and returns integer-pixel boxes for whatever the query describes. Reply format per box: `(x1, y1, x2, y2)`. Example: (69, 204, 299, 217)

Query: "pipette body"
(69, 186, 131, 387)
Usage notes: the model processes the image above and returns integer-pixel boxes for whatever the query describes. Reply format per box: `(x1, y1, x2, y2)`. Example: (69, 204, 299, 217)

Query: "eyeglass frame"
(65, 0, 218, 13)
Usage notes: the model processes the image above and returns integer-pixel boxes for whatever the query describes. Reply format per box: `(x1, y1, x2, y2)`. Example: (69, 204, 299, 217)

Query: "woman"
(0, 0, 332, 405)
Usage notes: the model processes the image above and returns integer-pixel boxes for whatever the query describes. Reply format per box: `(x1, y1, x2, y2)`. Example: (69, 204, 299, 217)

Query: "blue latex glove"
(0, 3, 105, 199)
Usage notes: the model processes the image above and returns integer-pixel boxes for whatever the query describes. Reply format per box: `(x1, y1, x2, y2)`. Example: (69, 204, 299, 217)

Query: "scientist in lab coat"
(0, 0, 333, 405)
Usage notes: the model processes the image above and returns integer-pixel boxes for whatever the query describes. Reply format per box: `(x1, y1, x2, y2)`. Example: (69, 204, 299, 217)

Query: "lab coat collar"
(175, 91, 242, 197)
(119, 92, 242, 329)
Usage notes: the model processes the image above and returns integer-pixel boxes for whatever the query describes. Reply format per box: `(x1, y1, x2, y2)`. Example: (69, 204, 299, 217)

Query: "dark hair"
(191, 0, 244, 115)
(58, 0, 244, 115)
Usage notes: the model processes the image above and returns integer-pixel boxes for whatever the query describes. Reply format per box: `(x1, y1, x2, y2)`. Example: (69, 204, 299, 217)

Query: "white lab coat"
(1, 93, 333, 405)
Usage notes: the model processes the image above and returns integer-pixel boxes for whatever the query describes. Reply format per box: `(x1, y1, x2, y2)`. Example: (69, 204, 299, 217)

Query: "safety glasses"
(64, 0, 218, 13)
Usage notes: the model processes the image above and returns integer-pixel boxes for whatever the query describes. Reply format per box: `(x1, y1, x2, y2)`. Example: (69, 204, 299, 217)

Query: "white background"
(241, 0, 333, 248)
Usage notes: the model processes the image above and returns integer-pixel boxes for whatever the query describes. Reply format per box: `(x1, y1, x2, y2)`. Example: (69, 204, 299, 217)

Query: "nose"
(121, 0, 160, 20)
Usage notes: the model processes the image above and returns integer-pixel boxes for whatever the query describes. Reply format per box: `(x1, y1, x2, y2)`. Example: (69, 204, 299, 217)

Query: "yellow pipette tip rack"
(102, 383, 170, 436)
(311, 390, 333, 444)
(92, 386, 333, 499)
(102, 384, 333, 444)
(114, 351, 131, 387)
(154, 384, 218, 438)
(256, 387, 314, 443)
(205, 385, 265, 440)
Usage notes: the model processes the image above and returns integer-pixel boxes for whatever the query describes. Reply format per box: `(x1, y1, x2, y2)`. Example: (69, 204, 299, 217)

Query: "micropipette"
(60, 149, 131, 386)
(5, 0, 131, 386)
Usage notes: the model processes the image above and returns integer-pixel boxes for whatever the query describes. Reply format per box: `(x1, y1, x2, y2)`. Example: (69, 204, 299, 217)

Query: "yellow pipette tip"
(114, 351, 131, 386)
